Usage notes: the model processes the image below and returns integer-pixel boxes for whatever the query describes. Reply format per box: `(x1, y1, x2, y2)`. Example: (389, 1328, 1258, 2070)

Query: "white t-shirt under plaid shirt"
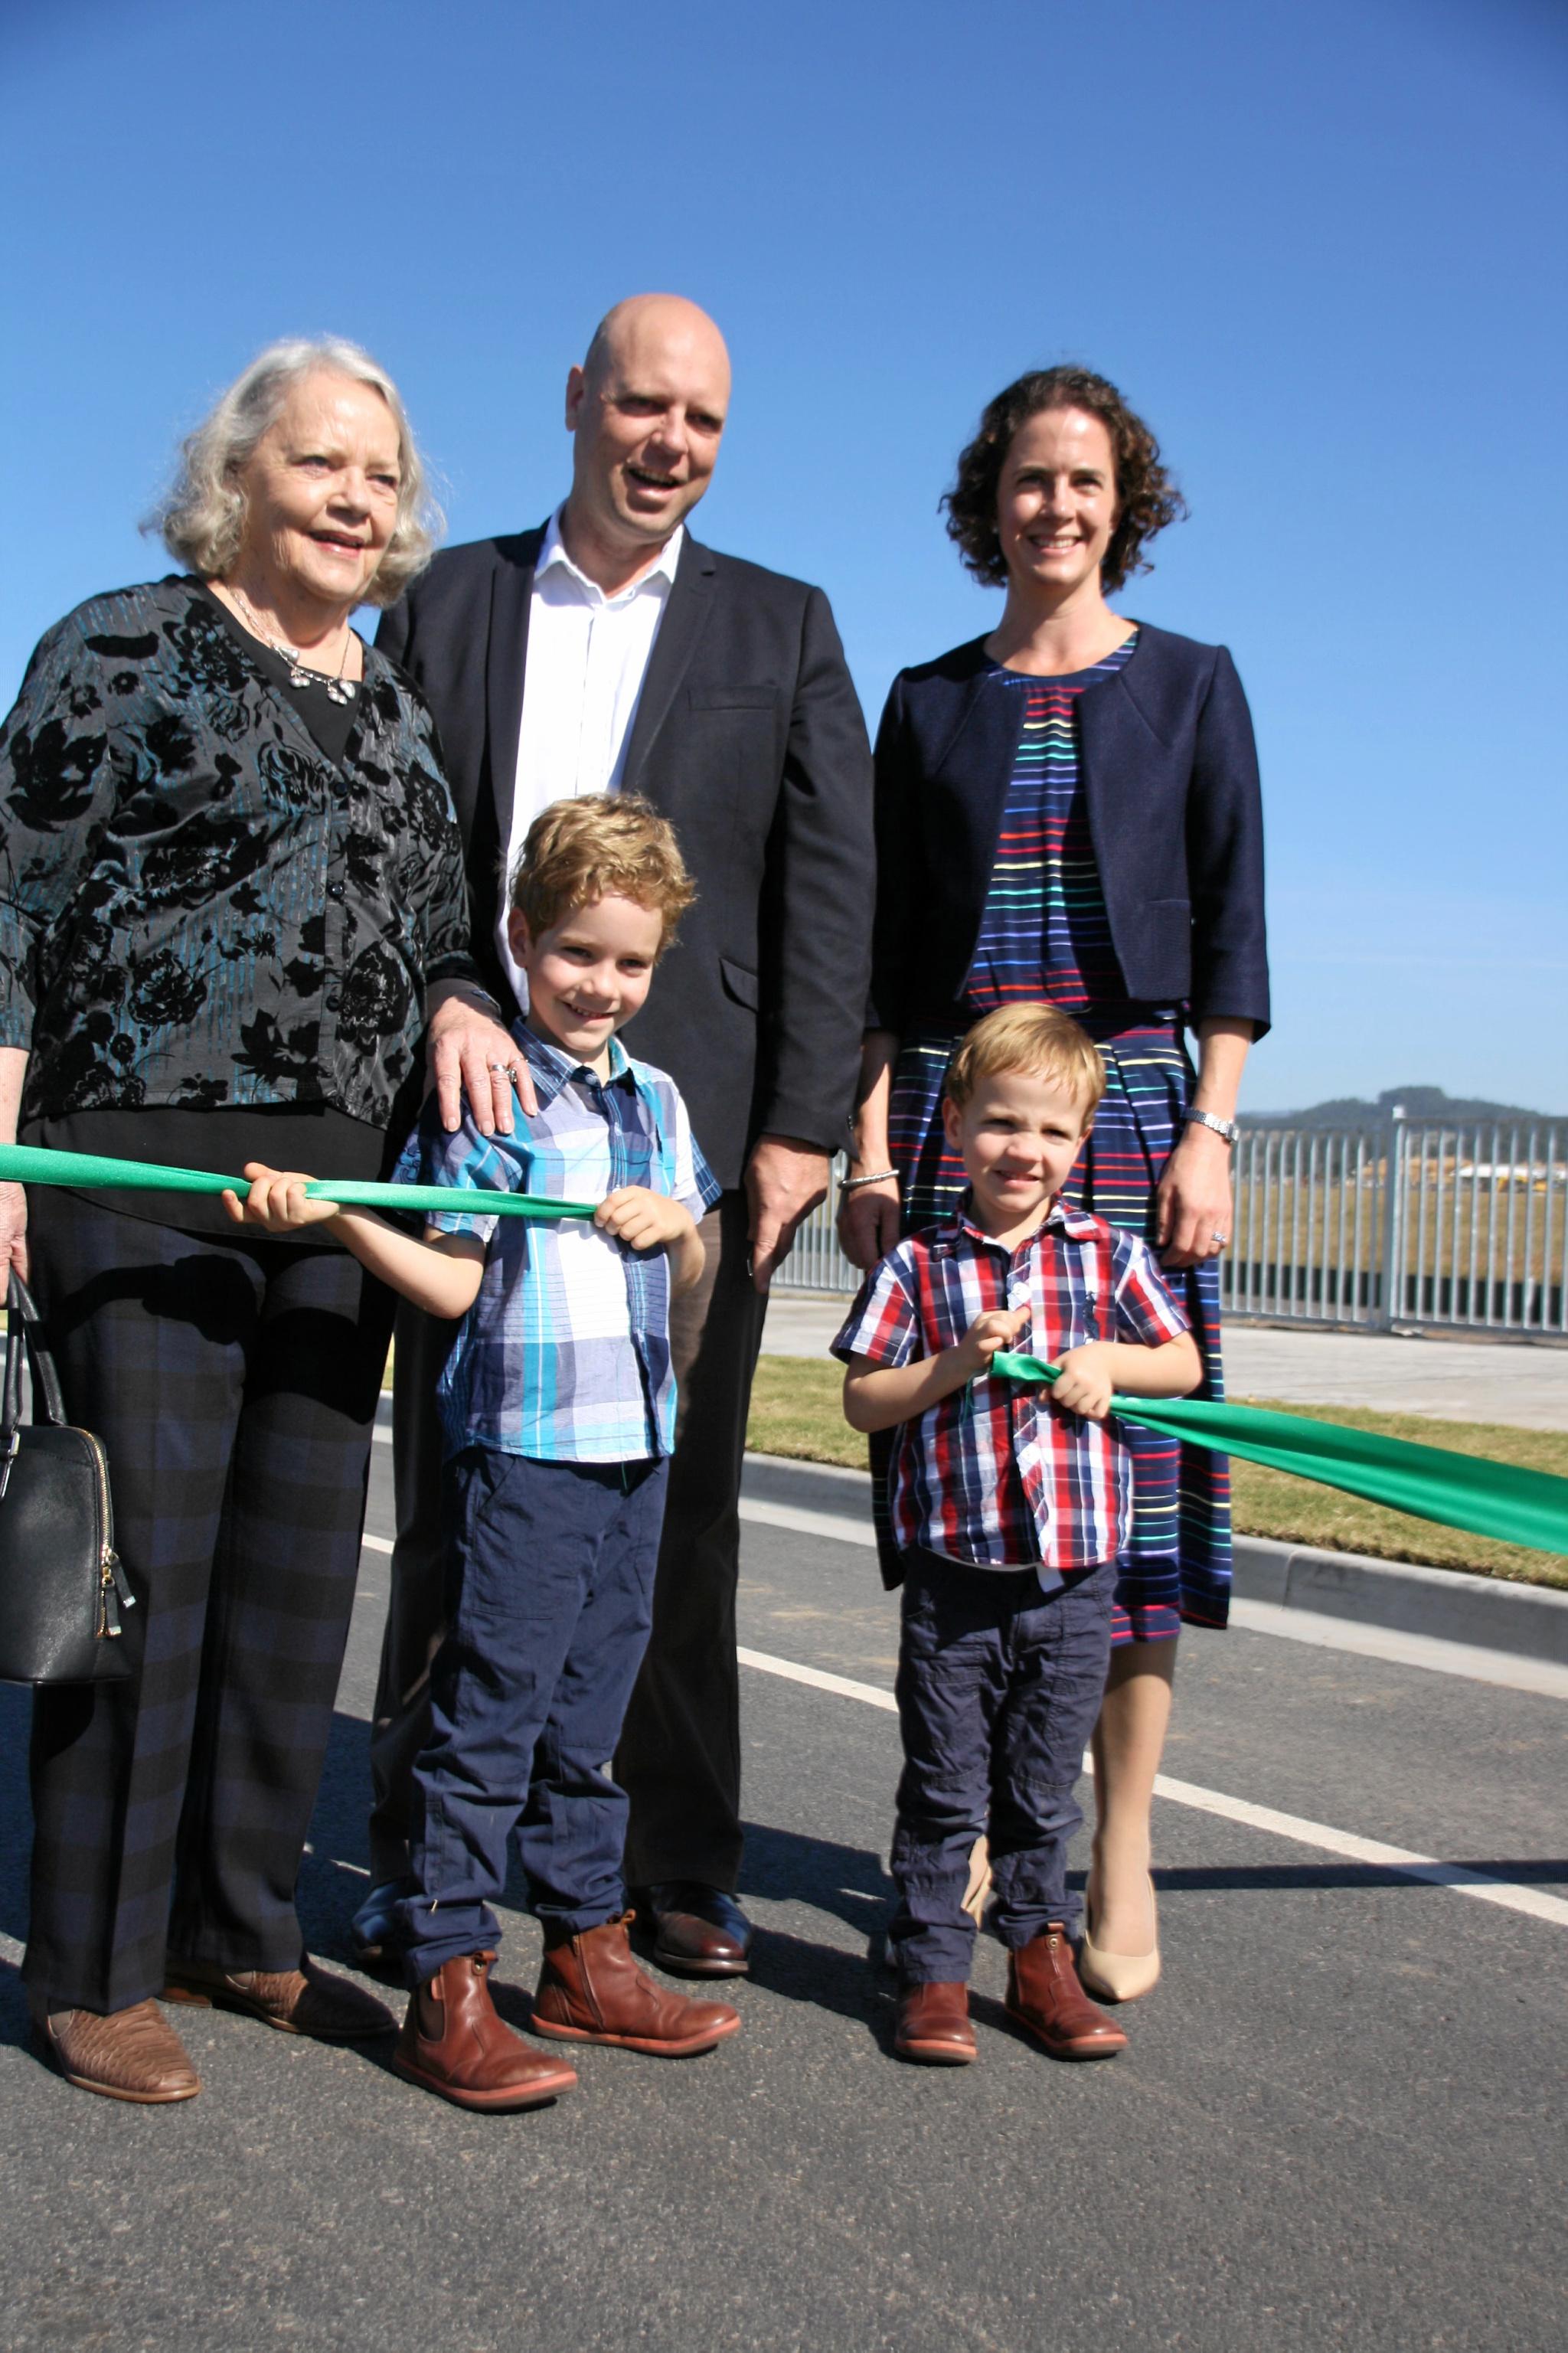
(393, 1021, 720, 1463)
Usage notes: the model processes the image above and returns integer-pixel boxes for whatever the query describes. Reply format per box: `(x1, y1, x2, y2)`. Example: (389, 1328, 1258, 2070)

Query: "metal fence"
(773, 1120, 1568, 1338)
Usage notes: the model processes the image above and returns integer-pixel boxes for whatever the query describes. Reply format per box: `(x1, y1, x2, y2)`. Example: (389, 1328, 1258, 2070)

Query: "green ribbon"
(0, 1142, 597, 1224)
(989, 1352, 1568, 1559)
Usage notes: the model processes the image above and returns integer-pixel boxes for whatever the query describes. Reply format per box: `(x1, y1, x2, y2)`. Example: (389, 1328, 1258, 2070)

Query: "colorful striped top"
(962, 631, 1141, 1019)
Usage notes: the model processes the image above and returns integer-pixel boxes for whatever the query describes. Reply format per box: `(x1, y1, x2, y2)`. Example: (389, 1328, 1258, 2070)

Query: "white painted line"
(741, 1498, 875, 1547)
(1148, 1770, 1568, 1930)
(737, 1644, 1568, 1932)
(361, 1532, 394, 1554)
(737, 1645, 896, 1712)
(738, 1498, 1568, 1701)
(373, 1423, 392, 1446)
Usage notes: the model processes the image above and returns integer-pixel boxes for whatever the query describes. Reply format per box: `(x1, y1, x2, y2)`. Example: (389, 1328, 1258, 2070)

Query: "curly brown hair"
(941, 366, 1187, 595)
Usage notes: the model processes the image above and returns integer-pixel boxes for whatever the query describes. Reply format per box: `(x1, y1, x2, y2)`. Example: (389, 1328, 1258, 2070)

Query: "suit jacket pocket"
(720, 956, 760, 1011)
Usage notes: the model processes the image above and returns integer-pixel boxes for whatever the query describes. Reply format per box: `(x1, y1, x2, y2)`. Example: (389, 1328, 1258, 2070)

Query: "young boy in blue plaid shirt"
(230, 796, 742, 2110)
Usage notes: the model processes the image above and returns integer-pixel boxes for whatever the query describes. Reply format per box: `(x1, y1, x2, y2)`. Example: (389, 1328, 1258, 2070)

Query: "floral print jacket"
(0, 577, 481, 1129)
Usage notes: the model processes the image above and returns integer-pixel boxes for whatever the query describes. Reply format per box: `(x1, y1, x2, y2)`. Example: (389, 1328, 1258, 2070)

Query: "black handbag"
(0, 1272, 133, 1685)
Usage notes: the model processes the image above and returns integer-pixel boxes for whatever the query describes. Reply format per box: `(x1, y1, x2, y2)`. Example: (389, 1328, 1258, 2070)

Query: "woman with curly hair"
(839, 366, 1269, 2004)
(0, 337, 518, 2103)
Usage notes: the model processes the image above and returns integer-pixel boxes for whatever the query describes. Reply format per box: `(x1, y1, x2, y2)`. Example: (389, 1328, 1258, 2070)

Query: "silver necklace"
(229, 585, 358, 704)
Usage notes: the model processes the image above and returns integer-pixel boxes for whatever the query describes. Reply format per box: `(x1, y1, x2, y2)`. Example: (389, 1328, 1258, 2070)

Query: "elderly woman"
(840, 367, 1269, 2003)
(0, 336, 521, 2103)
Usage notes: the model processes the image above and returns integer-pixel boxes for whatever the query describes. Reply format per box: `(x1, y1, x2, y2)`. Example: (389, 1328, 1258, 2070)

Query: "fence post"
(1377, 1106, 1407, 1330)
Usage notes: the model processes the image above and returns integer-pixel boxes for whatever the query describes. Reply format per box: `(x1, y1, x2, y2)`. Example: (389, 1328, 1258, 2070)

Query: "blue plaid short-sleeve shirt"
(395, 1021, 720, 1463)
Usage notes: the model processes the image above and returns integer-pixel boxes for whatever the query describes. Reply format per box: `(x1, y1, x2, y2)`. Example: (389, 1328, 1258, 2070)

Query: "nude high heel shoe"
(1077, 1869, 1161, 2002)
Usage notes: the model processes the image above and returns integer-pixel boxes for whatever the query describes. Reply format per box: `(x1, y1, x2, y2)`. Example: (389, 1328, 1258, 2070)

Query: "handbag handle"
(4, 1271, 68, 1430)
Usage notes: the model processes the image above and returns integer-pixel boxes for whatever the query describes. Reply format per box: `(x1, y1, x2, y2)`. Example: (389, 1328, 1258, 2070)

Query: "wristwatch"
(1184, 1108, 1240, 1146)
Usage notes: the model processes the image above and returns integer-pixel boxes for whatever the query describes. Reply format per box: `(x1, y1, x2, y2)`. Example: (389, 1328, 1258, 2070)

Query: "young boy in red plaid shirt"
(833, 1004, 1200, 2067)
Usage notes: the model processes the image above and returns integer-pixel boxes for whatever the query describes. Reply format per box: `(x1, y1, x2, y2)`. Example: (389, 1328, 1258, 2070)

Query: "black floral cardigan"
(0, 577, 482, 1129)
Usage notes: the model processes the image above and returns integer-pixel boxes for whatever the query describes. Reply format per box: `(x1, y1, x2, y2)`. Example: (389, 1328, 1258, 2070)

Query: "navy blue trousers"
(397, 1446, 668, 1982)
(890, 1551, 1117, 1982)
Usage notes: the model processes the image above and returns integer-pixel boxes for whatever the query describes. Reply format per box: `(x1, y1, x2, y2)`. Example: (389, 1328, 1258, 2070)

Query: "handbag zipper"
(87, 1433, 132, 1641)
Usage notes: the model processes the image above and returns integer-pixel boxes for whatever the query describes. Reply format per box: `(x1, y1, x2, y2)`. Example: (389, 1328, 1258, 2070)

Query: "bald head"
(581, 294, 731, 401)
(561, 293, 731, 591)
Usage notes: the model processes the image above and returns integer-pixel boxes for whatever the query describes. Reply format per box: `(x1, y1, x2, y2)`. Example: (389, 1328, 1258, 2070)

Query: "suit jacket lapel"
(618, 536, 717, 799)
(485, 528, 542, 825)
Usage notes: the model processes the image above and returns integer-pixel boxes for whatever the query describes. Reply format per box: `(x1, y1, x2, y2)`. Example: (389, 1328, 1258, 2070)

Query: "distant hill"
(1245, 1085, 1566, 1129)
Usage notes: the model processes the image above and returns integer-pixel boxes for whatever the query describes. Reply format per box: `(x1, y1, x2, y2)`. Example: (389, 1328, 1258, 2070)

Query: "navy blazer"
(868, 623, 1269, 1038)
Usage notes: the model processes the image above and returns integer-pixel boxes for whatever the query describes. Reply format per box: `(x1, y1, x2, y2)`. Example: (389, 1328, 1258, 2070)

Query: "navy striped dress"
(885, 632, 1231, 1640)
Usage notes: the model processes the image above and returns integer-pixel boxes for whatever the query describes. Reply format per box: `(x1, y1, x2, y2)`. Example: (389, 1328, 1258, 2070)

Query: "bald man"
(361, 296, 874, 1976)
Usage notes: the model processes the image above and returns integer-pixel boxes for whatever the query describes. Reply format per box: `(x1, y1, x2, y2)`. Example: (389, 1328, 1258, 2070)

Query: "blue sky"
(3, 0, 1565, 1113)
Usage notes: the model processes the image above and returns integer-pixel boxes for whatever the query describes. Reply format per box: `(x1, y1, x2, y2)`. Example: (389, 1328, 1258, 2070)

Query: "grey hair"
(145, 335, 443, 606)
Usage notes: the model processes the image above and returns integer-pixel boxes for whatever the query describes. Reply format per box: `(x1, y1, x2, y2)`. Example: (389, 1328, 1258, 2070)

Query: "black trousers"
(369, 1190, 767, 1894)
(23, 1191, 394, 2014)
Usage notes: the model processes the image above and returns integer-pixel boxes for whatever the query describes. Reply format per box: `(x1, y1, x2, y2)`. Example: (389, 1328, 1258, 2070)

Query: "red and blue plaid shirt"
(832, 1201, 1189, 1580)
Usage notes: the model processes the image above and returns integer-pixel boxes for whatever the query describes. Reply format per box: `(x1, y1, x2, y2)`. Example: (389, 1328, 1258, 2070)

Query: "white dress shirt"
(496, 508, 684, 998)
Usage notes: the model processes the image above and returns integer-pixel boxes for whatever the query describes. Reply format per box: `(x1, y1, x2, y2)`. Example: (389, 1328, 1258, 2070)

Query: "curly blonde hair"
(145, 335, 442, 606)
(511, 796, 696, 959)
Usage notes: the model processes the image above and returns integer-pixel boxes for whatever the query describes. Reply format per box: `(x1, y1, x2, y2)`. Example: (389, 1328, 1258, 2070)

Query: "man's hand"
(951, 1305, 1031, 1381)
(425, 990, 537, 1136)
(745, 1134, 831, 1294)
(0, 1180, 28, 1284)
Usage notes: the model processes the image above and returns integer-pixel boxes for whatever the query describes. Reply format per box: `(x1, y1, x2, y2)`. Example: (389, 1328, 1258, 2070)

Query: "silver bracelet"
(839, 1168, 898, 1194)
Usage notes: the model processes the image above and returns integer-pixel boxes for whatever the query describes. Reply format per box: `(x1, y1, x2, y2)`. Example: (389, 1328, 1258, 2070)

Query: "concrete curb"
(1233, 1536, 1568, 1666)
(740, 1450, 1568, 1669)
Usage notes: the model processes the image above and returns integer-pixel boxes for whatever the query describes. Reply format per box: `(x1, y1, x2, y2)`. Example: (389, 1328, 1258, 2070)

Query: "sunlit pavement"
(2, 1437, 1564, 2353)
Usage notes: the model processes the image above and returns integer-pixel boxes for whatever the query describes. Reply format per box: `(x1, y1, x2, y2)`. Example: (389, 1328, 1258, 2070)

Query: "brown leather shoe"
(534, 1915, 742, 2056)
(894, 1980, 978, 2065)
(163, 1953, 394, 2041)
(393, 1952, 579, 2112)
(640, 1883, 751, 1977)
(32, 1998, 201, 2103)
(1005, 1926, 1129, 2060)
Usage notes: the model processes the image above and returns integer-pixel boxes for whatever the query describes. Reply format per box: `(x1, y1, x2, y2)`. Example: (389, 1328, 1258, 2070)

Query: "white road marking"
(362, 1532, 393, 1554)
(736, 1644, 1568, 1932)
(737, 1497, 1568, 1700)
(741, 1498, 874, 1547)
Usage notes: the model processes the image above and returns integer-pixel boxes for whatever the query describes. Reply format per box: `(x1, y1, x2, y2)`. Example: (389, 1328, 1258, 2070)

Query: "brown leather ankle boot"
(532, 1915, 742, 2057)
(1005, 1926, 1129, 2060)
(394, 1952, 579, 2110)
(894, 1981, 978, 2065)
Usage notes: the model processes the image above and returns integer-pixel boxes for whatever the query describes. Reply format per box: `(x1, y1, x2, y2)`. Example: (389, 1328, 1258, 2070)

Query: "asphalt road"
(2, 1433, 1565, 2353)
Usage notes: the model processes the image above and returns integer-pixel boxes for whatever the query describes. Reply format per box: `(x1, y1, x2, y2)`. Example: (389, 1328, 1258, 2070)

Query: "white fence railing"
(773, 1122, 1567, 1338)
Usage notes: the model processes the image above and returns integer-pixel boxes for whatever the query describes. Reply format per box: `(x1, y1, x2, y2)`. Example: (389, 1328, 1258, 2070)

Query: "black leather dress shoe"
(640, 1883, 752, 1977)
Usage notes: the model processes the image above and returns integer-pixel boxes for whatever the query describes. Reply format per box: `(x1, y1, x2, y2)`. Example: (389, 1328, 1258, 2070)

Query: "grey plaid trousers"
(22, 1191, 394, 2015)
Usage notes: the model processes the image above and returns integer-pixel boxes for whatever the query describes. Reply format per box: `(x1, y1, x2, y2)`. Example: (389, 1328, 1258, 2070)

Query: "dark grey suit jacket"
(378, 525, 874, 1188)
